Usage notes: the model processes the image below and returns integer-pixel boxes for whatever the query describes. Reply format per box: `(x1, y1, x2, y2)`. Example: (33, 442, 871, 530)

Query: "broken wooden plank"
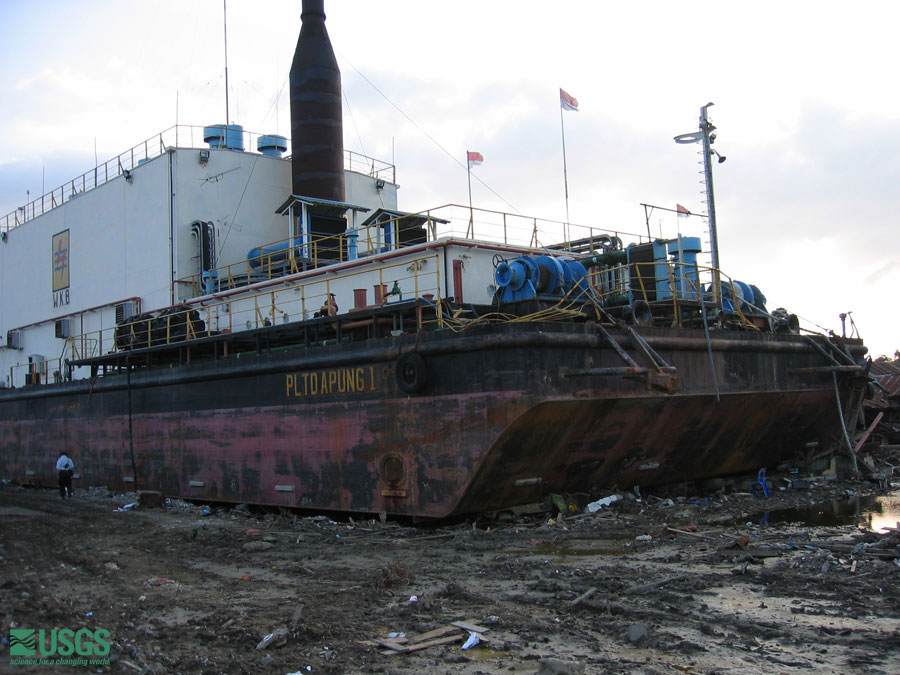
(665, 526, 721, 539)
(450, 620, 490, 634)
(375, 638, 409, 652)
(852, 412, 884, 454)
(380, 632, 465, 655)
(569, 587, 597, 606)
(366, 624, 466, 652)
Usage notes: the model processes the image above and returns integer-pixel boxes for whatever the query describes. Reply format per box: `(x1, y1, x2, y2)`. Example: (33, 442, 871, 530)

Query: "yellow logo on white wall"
(52, 230, 70, 308)
(52, 230, 69, 292)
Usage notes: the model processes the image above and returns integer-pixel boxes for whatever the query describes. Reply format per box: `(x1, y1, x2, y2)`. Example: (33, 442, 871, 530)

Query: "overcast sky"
(1, 0, 897, 357)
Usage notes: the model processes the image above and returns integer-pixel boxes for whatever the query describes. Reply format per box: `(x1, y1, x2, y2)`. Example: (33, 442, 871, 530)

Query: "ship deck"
(68, 297, 469, 376)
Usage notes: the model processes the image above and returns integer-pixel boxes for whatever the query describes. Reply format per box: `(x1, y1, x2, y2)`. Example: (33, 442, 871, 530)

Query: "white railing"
(1, 125, 395, 233)
(412, 204, 649, 252)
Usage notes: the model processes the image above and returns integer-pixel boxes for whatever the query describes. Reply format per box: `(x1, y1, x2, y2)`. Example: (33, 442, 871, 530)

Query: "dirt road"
(1, 478, 898, 674)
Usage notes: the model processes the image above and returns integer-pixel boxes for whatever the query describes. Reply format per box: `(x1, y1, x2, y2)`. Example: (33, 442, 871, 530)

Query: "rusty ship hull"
(0, 321, 866, 517)
(0, 0, 871, 518)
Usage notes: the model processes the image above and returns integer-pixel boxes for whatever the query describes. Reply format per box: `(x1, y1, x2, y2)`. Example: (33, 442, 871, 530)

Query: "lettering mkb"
(9, 628, 110, 657)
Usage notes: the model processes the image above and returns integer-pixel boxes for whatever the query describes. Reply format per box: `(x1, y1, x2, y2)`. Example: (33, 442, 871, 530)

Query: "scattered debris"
(586, 494, 622, 512)
(362, 619, 491, 656)
(2, 460, 897, 674)
(450, 620, 490, 633)
(255, 626, 289, 650)
(375, 562, 412, 590)
(461, 632, 479, 650)
(568, 587, 597, 607)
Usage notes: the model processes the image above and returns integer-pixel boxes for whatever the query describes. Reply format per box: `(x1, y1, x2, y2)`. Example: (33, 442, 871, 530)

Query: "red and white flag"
(467, 151, 484, 168)
(676, 203, 691, 216)
(560, 88, 579, 112)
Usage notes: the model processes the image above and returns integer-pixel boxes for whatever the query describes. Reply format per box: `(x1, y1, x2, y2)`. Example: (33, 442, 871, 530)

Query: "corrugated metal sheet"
(868, 359, 900, 409)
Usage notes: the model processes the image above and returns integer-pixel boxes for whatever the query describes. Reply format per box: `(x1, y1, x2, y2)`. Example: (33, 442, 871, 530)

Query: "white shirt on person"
(56, 455, 74, 471)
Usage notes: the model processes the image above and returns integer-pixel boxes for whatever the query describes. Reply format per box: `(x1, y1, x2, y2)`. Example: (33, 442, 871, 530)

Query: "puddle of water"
(705, 585, 899, 635)
(747, 491, 900, 531)
(466, 646, 510, 660)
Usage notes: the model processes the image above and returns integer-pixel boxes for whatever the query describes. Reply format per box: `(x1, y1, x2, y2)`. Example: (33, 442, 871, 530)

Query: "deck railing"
(586, 262, 768, 330)
(1, 125, 394, 233)
(419, 204, 649, 252)
(13, 256, 783, 386)
(10, 356, 66, 388)
(64, 253, 443, 363)
(175, 204, 653, 300)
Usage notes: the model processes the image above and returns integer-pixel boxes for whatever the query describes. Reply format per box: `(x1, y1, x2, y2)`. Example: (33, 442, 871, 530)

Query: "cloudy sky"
(1, 0, 897, 357)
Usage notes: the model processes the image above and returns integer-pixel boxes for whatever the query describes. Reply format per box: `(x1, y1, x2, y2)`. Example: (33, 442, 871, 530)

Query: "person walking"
(56, 451, 75, 498)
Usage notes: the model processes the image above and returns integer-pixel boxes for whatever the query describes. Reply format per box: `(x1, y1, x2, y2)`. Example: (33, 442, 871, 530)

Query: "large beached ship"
(0, 1, 869, 517)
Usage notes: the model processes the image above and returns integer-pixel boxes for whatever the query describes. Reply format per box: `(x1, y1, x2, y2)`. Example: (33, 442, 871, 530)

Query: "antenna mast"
(699, 103, 719, 273)
(674, 102, 727, 305)
(223, 0, 230, 125)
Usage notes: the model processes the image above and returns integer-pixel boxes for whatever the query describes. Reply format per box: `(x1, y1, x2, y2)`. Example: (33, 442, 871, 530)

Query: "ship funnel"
(290, 0, 345, 203)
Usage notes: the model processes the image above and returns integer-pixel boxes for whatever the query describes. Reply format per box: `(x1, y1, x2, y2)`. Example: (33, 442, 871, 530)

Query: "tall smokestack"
(290, 0, 345, 202)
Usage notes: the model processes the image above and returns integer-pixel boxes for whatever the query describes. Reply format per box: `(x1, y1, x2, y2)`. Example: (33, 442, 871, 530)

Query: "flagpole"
(560, 106, 570, 245)
(466, 150, 474, 238)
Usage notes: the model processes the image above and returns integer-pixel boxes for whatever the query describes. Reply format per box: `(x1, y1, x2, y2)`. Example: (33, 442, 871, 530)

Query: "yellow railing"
(16, 257, 772, 384)
(176, 219, 436, 298)
(176, 205, 651, 300)
(65, 335, 100, 362)
(586, 261, 762, 330)
(10, 356, 66, 387)
(73, 254, 443, 360)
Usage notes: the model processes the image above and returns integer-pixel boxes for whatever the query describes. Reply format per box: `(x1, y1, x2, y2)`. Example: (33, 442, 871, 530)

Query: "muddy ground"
(1, 466, 898, 675)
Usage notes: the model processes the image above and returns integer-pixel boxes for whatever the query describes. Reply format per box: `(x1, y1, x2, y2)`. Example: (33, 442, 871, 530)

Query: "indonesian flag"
(560, 88, 579, 111)
(467, 151, 484, 168)
(676, 203, 691, 216)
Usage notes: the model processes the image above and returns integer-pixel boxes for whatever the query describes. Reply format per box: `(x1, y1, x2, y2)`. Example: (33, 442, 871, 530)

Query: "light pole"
(675, 102, 726, 305)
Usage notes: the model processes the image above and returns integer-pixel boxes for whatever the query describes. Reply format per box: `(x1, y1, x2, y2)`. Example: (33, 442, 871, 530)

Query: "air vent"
(116, 301, 136, 323)
(6, 330, 21, 350)
(55, 319, 70, 338)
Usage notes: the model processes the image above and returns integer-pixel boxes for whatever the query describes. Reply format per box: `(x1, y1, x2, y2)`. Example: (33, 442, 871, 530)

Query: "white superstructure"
(0, 126, 400, 387)
(0, 123, 560, 389)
